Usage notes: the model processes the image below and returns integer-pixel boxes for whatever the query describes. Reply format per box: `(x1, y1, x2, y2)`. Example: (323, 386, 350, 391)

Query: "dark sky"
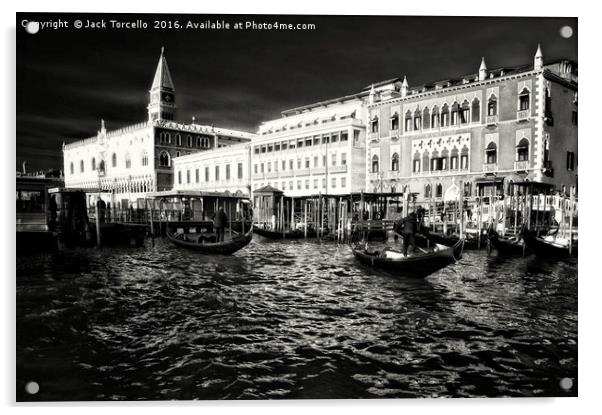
(16, 13, 577, 171)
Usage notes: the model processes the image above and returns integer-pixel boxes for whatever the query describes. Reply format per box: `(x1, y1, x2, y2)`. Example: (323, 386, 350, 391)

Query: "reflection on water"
(16, 238, 577, 400)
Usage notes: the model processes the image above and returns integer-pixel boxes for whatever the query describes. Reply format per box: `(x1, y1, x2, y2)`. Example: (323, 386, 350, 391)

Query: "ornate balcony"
(483, 163, 498, 173)
(514, 160, 529, 172)
(368, 132, 380, 143)
(389, 130, 400, 140)
(486, 115, 498, 125)
(384, 170, 401, 180)
(516, 110, 530, 121)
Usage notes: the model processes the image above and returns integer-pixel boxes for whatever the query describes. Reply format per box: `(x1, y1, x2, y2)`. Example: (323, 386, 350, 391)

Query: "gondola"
(488, 232, 527, 255)
(352, 237, 464, 278)
(167, 228, 253, 255)
(253, 225, 316, 240)
(522, 228, 577, 257)
(421, 229, 481, 250)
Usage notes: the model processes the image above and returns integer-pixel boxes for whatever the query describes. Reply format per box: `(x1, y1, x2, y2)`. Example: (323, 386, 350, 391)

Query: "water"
(16, 238, 578, 400)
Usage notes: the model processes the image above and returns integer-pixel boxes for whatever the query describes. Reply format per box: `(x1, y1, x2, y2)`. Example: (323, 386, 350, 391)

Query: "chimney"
(534, 43, 544, 70)
(401, 76, 408, 98)
(478, 57, 487, 81)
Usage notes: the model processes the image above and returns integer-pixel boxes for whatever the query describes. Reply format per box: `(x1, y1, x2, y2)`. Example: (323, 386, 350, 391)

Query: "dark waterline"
(16, 238, 577, 400)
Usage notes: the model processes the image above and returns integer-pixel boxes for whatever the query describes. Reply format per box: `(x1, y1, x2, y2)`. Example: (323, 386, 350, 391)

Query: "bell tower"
(148, 47, 176, 122)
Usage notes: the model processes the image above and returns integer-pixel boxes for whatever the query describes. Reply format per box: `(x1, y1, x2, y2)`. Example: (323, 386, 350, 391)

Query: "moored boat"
(352, 237, 464, 278)
(253, 225, 316, 240)
(167, 228, 253, 255)
(488, 231, 527, 255)
(522, 228, 577, 257)
(421, 229, 481, 250)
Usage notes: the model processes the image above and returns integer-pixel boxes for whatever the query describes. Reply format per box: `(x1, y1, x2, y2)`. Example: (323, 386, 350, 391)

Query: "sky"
(16, 13, 577, 171)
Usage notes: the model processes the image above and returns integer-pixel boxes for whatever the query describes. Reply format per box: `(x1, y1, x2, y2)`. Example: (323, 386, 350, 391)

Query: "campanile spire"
(148, 47, 176, 122)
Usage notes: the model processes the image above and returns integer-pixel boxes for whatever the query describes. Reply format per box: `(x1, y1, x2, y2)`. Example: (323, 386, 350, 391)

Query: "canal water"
(16, 237, 577, 400)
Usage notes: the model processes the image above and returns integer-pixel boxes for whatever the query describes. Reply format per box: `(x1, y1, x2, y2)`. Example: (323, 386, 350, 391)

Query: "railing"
(486, 115, 498, 125)
(384, 170, 401, 180)
(368, 132, 380, 142)
(517, 109, 530, 121)
(310, 167, 326, 175)
(514, 160, 529, 171)
(265, 172, 278, 179)
(329, 165, 348, 173)
(280, 171, 294, 178)
(389, 130, 400, 140)
(483, 163, 498, 172)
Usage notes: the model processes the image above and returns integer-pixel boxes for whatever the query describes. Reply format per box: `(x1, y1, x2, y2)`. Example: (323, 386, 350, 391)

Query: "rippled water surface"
(16, 237, 577, 400)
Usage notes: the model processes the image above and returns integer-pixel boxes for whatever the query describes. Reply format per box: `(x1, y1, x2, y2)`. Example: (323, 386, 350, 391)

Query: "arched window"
(422, 151, 430, 173)
(391, 153, 399, 171)
(463, 182, 472, 197)
(441, 104, 449, 127)
(413, 108, 422, 130)
(187, 135, 192, 147)
(79, 160, 84, 173)
(370, 116, 379, 133)
(435, 183, 443, 198)
(487, 95, 497, 116)
(141, 152, 149, 166)
(451, 102, 460, 125)
(371, 155, 379, 173)
(111, 153, 117, 168)
(519, 88, 530, 111)
(390, 113, 399, 130)
(404, 110, 412, 132)
(431, 106, 440, 128)
(422, 107, 431, 129)
(91, 157, 96, 171)
(471, 98, 480, 122)
(69, 162, 74, 175)
(125, 154, 131, 169)
(176, 133, 182, 146)
(450, 147, 459, 170)
(413, 152, 421, 173)
(461, 145, 469, 170)
(460, 100, 470, 124)
(196, 136, 201, 147)
(516, 138, 529, 161)
(99, 160, 105, 173)
(166, 132, 171, 144)
(159, 151, 170, 167)
(485, 142, 497, 164)
(425, 184, 432, 198)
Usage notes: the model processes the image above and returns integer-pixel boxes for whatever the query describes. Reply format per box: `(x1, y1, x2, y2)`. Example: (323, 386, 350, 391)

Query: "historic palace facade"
(62, 48, 254, 207)
(365, 45, 577, 200)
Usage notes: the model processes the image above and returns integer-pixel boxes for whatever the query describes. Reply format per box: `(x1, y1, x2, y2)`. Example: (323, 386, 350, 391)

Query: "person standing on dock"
(213, 207, 228, 242)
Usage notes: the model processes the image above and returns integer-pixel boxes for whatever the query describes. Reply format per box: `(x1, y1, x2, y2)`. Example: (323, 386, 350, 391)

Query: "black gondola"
(167, 228, 253, 255)
(352, 238, 464, 278)
(522, 228, 577, 257)
(488, 232, 527, 255)
(422, 229, 481, 250)
(253, 225, 316, 239)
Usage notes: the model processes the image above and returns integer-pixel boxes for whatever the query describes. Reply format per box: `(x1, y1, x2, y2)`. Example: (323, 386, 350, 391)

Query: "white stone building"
(172, 144, 252, 196)
(62, 48, 254, 208)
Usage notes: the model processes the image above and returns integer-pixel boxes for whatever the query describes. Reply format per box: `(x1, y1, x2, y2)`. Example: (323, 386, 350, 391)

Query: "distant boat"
(522, 228, 577, 257)
(167, 228, 253, 255)
(253, 225, 316, 240)
(352, 237, 464, 278)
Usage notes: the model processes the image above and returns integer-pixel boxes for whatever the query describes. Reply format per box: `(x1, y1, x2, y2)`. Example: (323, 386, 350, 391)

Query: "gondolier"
(395, 212, 418, 256)
(213, 207, 228, 242)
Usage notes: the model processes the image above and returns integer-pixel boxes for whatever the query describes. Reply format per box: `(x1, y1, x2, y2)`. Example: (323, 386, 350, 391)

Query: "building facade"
(172, 144, 252, 196)
(249, 89, 382, 197)
(62, 48, 254, 207)
(366, 45, 577, 200)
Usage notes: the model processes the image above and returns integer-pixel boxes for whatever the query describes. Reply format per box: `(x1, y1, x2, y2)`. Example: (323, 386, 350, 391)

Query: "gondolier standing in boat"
(213, 207, 228, 242)
(395, 212, 418, 256)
